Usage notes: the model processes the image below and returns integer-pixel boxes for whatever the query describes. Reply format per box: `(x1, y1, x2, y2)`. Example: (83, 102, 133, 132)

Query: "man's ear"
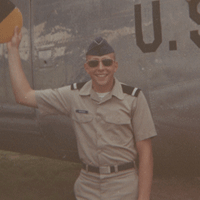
(84, 63, 89, 74)
(114, 61, 118, 72)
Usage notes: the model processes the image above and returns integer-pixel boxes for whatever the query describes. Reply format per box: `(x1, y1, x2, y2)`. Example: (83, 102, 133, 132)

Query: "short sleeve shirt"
(35, 78, 157, 166)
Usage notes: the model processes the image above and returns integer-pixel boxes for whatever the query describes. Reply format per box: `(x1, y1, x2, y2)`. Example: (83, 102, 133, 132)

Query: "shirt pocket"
(71, 112, 93, 123)
(104, 113, 131, 125)
(103, 113, 133, 145)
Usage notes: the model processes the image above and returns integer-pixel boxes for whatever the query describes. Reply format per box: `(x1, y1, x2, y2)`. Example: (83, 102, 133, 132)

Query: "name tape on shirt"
(76, 110, 89, 114)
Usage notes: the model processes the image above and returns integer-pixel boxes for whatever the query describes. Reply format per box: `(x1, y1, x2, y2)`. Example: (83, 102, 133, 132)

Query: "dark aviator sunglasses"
(86, 59, 114, 68)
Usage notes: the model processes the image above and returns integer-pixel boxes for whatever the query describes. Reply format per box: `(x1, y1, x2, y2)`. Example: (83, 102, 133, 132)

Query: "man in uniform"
(7, 27, 157, 200)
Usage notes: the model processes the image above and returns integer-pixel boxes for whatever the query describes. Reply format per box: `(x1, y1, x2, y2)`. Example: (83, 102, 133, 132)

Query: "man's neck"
(92, 79, 115, 93)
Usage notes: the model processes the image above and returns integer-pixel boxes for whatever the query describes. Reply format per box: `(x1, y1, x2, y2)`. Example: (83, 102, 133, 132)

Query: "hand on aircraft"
(7, 26, 22, 51)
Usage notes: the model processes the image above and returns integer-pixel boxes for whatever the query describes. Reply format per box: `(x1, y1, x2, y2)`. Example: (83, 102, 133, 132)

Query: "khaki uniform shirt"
(35, 78, 157, 167)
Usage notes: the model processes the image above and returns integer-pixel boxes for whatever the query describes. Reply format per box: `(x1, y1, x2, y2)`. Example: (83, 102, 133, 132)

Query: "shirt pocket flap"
(72, 112, 93, 123)
(104, 113, 130, 125)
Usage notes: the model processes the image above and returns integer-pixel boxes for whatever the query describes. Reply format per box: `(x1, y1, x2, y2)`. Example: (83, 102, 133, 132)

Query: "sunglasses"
(86, 59, 114, 68)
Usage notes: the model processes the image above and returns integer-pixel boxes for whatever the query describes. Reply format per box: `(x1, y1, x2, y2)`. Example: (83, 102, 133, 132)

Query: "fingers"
(13, 26, 22, 39)
(13, 26, 22, 43)
(14, 26, 20, 37)
(7, 26, 22, 49)
(14, 26, 18, 35)
(19, 31, 22, 41)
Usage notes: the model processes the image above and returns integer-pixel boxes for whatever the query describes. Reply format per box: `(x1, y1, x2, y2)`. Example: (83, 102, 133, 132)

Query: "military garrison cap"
(86, 37, 115, 56)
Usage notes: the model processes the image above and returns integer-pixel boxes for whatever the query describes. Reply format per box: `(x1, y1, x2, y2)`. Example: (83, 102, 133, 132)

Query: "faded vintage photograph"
(0, 0, 199, 199)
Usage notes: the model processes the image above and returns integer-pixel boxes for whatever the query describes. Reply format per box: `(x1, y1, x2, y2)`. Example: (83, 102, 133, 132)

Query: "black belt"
(82, 162, 135, 174)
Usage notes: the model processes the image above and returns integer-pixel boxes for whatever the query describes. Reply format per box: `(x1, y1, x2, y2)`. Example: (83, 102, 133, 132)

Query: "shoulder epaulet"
(121, 84, 141, 97)
(71, 82, 87, 90)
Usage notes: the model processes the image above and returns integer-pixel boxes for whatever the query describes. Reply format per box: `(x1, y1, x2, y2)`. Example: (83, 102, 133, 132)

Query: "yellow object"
(0, 7, 23, 43)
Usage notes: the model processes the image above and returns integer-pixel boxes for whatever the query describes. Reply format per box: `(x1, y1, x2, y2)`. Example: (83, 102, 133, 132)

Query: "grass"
(0, 150, 81, 200)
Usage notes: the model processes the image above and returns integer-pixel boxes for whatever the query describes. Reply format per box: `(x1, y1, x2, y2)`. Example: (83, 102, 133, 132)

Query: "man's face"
(84, 53, 118, 93)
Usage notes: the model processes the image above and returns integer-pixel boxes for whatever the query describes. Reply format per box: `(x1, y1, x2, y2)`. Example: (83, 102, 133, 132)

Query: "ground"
(152, 176, 200, 200)
(0, 150, 199, 200)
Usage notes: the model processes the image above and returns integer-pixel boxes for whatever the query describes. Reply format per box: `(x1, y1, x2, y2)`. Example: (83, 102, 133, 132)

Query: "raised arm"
(7, 26, 37, 108)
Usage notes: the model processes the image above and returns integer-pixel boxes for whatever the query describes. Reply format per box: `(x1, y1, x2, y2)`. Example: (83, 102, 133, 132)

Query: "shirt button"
(97, 149, 102, 154)
(96, 116, 101, 121)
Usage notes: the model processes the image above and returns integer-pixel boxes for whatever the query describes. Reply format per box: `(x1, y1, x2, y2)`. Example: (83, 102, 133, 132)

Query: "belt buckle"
(99, 166, 111, 174)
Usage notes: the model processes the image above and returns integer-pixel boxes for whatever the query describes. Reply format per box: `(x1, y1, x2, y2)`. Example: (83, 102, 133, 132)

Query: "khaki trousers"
(74, 168, 138, 200)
